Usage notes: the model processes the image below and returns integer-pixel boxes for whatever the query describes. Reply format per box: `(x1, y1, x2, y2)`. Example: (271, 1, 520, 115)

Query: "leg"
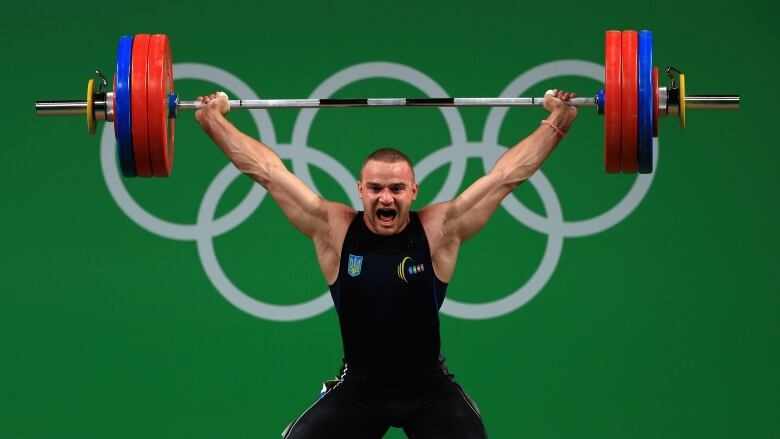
(401, 381, 487, 439)
(283, 380, 390, 439)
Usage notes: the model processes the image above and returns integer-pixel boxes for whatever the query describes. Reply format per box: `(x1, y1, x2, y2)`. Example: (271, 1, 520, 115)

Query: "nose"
(379, 188, 394, 204)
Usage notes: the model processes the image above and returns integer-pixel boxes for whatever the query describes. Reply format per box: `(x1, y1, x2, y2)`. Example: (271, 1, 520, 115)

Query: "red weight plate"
(620, 30, 638, 173)
(653, 67, 659, 138)
(604, 31, 622, 173)
(131, 34, 153, 177)
(147, 34, 175, 177)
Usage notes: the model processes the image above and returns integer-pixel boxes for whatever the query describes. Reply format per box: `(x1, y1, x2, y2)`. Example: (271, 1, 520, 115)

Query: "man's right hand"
(195, 92, 230, 125)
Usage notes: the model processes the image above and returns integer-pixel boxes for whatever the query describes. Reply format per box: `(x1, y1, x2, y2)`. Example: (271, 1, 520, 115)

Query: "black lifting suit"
(283, 212, 487, 439)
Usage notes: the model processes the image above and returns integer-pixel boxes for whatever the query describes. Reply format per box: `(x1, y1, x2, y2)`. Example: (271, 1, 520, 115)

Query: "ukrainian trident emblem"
(348, 254, 363, 277)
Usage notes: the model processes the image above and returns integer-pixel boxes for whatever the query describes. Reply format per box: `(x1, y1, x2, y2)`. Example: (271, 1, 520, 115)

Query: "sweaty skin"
(195, 89, 577, 283)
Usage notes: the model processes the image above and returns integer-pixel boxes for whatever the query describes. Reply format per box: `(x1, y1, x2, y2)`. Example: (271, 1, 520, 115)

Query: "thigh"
(283, 381, 390, 439)
(401, 381, 487, 439)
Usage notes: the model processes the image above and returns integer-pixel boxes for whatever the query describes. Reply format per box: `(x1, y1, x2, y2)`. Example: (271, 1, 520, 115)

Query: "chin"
(376, 225, 398, 235)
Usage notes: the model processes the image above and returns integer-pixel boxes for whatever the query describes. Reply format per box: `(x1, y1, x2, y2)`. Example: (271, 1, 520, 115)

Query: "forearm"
(492, 110, 575, 187)
(198, 111, 283, 185)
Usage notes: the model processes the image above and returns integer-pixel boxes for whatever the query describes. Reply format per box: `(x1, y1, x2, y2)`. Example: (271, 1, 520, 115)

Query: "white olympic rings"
(100, 60, 658, 321)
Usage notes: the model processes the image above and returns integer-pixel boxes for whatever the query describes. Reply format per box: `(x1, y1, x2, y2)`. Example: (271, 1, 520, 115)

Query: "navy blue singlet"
(282, 212, 487, 438)
(328, 211, 448, 381)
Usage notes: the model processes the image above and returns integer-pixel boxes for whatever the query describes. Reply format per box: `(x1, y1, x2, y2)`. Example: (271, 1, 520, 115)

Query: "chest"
(344, 250, 430, 291)
(335, 231, 441, 314)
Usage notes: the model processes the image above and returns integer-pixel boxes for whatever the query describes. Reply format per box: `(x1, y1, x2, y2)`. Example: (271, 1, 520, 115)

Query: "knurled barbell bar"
(35, 31, 740, 177)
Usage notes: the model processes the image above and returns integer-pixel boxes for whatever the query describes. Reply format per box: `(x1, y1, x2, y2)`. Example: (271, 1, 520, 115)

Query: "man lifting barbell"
(31, 29, 740, 437)
(194, 88, 578, 439)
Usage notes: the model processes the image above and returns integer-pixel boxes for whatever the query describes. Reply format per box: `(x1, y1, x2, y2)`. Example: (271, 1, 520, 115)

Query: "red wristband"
(541, 119, 566, 138)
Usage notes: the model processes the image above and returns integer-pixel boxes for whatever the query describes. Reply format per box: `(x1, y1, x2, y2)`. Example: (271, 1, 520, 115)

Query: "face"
(358, 159, 418, 235)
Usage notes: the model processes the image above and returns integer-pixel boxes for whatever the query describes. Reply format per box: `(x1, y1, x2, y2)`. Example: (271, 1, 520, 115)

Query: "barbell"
(35, 31, 739, 177)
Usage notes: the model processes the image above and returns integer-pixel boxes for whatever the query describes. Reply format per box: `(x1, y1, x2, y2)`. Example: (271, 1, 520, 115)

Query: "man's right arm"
(195, 93, 355, 281)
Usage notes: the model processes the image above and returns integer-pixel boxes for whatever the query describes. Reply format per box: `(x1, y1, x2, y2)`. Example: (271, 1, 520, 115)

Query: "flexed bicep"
(264, 164, 354, 239)
(195, 93, 354, 241)
(446, 171, 515, 242)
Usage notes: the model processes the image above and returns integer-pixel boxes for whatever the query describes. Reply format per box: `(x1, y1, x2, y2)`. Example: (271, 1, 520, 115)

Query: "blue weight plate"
(637, 30, 653, 174)
(116, 35, 136, 177)
(168, 92, 178, 119)
(596, 88, 605, 115)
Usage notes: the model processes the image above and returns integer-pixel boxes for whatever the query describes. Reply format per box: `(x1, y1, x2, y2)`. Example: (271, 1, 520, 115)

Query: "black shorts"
(282, 370, 487, 439)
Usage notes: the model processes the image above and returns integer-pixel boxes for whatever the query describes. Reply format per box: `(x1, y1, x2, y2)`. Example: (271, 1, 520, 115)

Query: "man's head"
(358, 148, 418, 235)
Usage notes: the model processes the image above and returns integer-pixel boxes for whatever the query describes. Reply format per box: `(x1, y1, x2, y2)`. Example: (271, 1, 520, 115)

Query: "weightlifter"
(195, 88, 578, 439)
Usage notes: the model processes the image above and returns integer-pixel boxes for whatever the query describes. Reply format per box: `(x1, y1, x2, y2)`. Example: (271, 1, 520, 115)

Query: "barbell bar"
(34, 95, 738, 113)
(34, 31, 740, 177)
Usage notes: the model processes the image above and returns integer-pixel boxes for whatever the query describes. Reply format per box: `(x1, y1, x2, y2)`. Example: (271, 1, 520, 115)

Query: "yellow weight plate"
(679, 73, 686, 129)
(86, 79, 96, 135)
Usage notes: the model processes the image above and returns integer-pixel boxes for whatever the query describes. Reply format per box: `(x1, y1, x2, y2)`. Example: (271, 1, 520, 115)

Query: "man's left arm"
(420, 90, 578, 280)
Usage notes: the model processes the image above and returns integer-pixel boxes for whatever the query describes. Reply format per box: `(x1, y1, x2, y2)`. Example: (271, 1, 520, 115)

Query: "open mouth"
(376, 208, 397, 226)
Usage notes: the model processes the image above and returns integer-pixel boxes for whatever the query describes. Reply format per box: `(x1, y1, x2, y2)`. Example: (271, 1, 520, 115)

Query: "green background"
(2, 1, 777, 437)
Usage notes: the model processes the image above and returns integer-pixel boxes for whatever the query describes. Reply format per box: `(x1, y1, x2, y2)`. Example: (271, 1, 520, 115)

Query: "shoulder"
(418, 202, 452, 227)
(312, 203, 358, 262)
(324, 202, 359, 230)
(326, 201, 359, 218)
(417, 202, 458, 249)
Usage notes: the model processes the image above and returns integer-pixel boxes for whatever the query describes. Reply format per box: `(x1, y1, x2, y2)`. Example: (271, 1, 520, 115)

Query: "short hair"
(360, 148, 415, 180)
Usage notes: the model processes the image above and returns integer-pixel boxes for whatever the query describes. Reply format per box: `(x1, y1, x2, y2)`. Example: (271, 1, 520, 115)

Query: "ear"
(357, 181, 363, 199)
(411, 182, 419, 201)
